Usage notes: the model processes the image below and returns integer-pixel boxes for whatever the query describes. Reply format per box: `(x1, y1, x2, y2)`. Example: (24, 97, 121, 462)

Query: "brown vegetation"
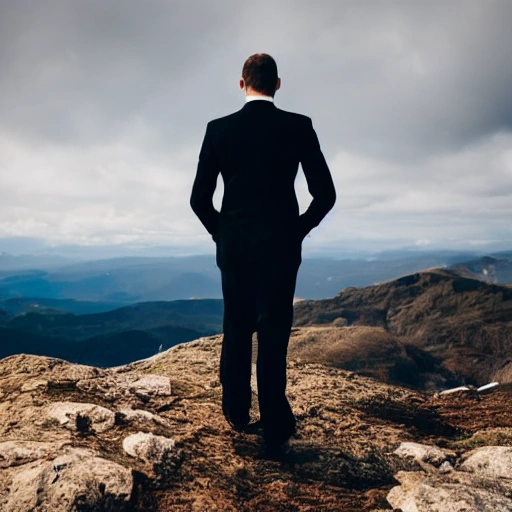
(288, 326, 451, 390)
(293, 269, 512, 386)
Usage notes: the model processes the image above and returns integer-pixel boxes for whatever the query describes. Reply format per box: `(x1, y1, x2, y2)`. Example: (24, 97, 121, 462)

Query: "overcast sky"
(1, 0, 511, 256)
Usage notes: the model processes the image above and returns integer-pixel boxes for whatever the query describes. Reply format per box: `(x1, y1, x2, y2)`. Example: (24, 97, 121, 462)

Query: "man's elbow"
(326, 186, 336, 211)
(190, 194, 202, 215)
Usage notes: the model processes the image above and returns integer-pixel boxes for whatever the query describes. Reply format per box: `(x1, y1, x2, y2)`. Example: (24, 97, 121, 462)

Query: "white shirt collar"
(245, 94, 274, 103)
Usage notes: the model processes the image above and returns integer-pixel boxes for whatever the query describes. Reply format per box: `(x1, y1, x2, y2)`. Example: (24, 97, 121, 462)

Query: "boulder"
(3, 447, 133, 512)
(46, 402, 115, 433)
(394, 442, 453, 466)
(130, 375, 172, 397)
(0, 440, 65, 469)
(117, 407, 166, 426)
(123, 431, 176, 464)
(387, 470, 512, 512)
(461, 446, 512, 478)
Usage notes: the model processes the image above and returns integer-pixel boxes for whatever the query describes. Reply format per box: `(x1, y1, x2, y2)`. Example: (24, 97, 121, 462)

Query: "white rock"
(46, 402, 115, 433)
(3, 461, 43, 512)
(477, 382, 499, 394)
(461, 446, 512, 479)
(439, 461, 454, 474)
(130, 375, 172, 397)
(118, 408, 164, 425)
(439, 386, 471, 395)
(388, 470, 512, 512)
(123, 431, 175, 464)
(394, 442, 451, 466)
(0, 440, 65, 468)
(3, 447, 133, 512)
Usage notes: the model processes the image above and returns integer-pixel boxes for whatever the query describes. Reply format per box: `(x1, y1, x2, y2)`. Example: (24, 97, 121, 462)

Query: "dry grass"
(288, 326, 449, 389)
(293, 269, 512, 386)
(290, 326, 401, 365)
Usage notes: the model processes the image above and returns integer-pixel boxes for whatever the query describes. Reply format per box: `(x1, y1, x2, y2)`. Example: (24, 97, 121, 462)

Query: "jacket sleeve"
(190, 122, 221, 239)
(298, 118, 336, 238)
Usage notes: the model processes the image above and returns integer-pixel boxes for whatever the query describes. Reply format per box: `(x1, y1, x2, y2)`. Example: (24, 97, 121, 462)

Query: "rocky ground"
(2, 328, 512, 511)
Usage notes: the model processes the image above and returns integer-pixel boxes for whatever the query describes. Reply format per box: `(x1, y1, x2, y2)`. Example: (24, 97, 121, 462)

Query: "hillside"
(2, 336, 512, 511)
(0, 299, 223, 367)
(2, 299, 223, 338)
(294, 269, 512, 386)
(287, 326, 457, 391)
(0, 325, 203, 367)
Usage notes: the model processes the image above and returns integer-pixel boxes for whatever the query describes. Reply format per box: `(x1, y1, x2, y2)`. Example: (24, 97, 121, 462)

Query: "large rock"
(460, 446, 512, 478)
(117, 407, 167, 426)
(387, 470, 512, 512)
(46, 402, 115, 433)
(130, 375, 172, 397)
(0, 440, 66, 469)
(388, 445, 512, 511)
(123, 431, 176, 464)
(3, 447, 133, 512)
(394, 442, 454, 467)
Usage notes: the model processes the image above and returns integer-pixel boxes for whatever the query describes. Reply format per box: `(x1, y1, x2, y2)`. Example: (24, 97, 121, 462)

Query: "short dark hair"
(242, 53, 279, 96)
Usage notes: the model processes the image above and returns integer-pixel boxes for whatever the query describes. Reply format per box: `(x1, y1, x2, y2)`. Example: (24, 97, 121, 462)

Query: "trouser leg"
(220, 268, 257, 424)
(256, 260, 300, 442)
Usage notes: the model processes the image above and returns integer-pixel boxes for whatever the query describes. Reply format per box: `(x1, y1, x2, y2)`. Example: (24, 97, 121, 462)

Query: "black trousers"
(218, 227, 301, 442)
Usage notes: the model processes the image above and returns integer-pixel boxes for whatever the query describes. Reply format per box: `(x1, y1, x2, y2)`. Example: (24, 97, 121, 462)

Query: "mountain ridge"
(294, 268, 512, 386)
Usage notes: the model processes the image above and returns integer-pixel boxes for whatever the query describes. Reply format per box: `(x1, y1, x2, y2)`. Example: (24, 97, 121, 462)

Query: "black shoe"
(239, 420, 263, 435)
(225, 413, 250, 432)
(263, 421, 296, 444)
(263, 423, 295, 453)
(264, 437, 292, 458)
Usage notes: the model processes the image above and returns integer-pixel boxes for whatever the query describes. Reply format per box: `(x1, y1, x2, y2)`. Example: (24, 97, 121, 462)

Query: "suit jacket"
(191, 100, 336, 269)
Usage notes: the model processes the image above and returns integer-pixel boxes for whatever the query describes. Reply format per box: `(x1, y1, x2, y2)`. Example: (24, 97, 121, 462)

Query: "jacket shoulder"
(274, 108, 312, 125)
(207, 110, 243, 128)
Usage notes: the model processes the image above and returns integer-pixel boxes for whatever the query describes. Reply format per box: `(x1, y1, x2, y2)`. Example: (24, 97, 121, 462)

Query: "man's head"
(240, 53, 281, 97)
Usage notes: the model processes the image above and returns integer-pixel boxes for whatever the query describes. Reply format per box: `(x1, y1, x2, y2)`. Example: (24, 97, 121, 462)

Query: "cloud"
(0, 0, 511, 253)
(300, 131, 512, 251)
(0, 128, 203, 246)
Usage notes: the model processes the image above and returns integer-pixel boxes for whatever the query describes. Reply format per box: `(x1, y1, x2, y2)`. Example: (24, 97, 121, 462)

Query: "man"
(191, 53, 336, 451)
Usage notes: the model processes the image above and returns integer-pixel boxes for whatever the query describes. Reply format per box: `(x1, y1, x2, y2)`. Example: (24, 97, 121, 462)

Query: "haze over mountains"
(1, 249, 511, 383)
(2, 250, 512, 303)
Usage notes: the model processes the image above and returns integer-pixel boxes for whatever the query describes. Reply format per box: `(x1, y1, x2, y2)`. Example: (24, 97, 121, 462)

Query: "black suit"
(191, 100, 335, 444)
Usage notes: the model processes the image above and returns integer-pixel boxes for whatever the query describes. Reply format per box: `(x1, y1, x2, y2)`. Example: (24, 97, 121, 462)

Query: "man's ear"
(275, 78, 281, 92)
(239, 78, 245, 91)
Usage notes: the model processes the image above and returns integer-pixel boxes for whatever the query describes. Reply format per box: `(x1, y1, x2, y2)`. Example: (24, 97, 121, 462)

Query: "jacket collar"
(242, 100, 276, 110)
(245, 94, 274, 103)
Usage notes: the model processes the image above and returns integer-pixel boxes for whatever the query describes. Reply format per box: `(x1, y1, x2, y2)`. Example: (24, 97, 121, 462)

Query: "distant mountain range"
(0, 256, 221, 303)
(1, 250, 511, 302)
(1, 250, 511, 375)
(450, 253, 512, 284)
(0, 251, 75, 270)
(0, 297, 125, 316)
